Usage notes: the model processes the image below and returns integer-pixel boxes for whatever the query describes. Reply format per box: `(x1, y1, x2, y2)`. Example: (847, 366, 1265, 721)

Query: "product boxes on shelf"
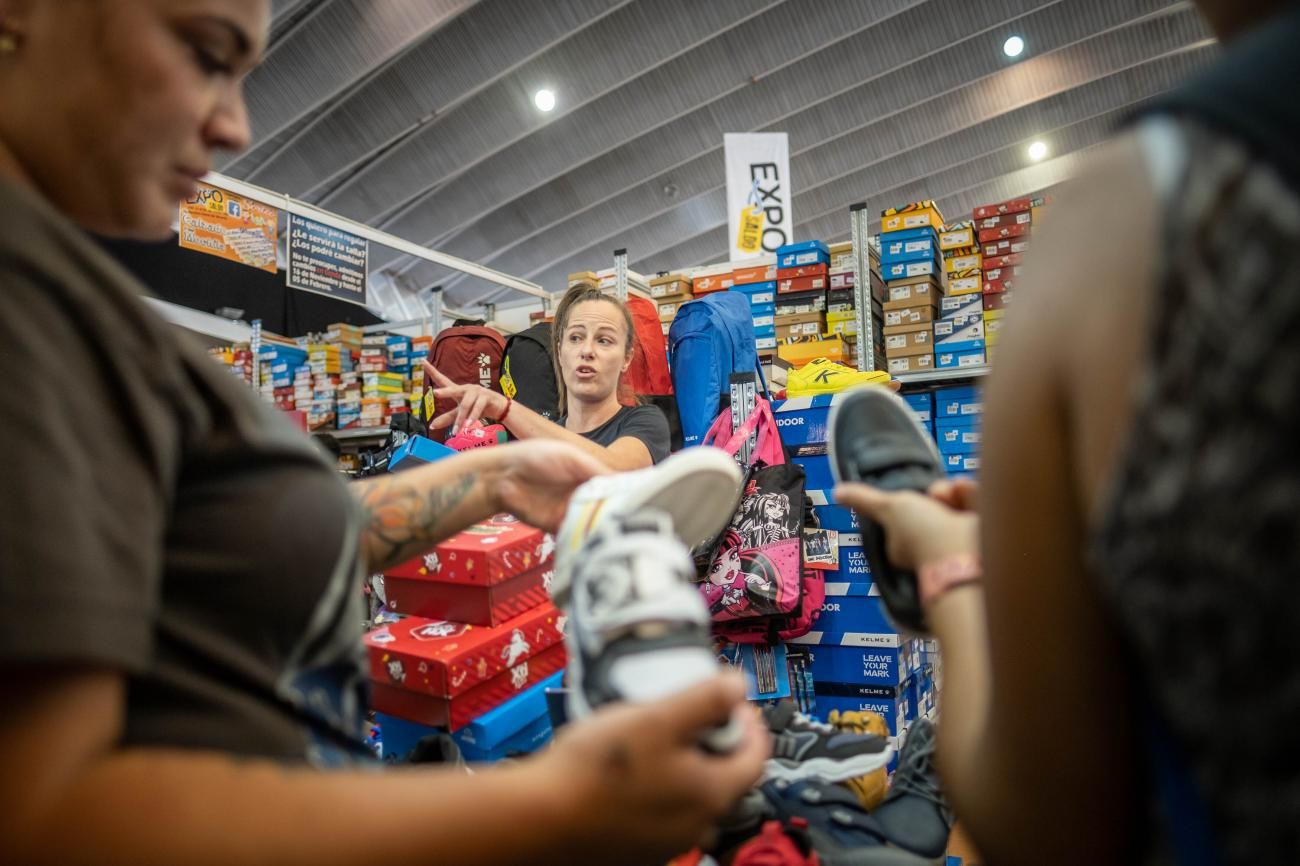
(649, 274, 693, 300)
(933, 314, 985, 353)
(751, 304, 776, 329)
(976, 211, 1032, 232)
(983, 276, 1018, 295)
(938, 222, 976, 252)
(732, 262, 779, 285)
(983, 266, 1023, 285)
(792, 637, 913, 689)
(364, 603, 565, 701)
(828, 241, 855, 271)
(943, 453, 980, 475)
(973, 197, 1032, 220)
(883, 303, 938, 329)
(881, 201, 944, 233)
(772, 391, 864, 452)
(792, 452, 834, 489)
(692, 263, 734, 295)
(946, 269, 982, 296)
(756, 336, 777, 352)
(935, 420, 981, 455)
(984, 309, 1006, 346)
(732, 280, 777, 306)
(777, 336, 846, 367)
(388, 435, 457, 472)
(903, 391, 933, 423)
(657, 300, 684, 321)
(806, 489, 861, 532)
(777, 274, 829, 295)
(825, 310, 861, 337)
(943, 253, 982, 273)
(879, 227, 940, 266)
(982, 252, 1023, 271)
(776, 240, 830, 269)
(383, 562, 552, 626)
(369, 642, 567, 731)
(934, 385, 982, 418)
(753, 323, 777, 342)
(774, 312, 826, 340)
(883, 276, 941, 308)
(451, 670, 564, 762)
(883, 322, 932, 358)
(983, 291, 1013, 312)
(827, 268, 854, 289)
(777, 263, 829, 281)
(774, 290, 827, 317)
(936, 348, 987, 370)
(981, 237, 1031, 258)
(939, 292, 983, 319)
(886, 353, 934, 376)
(881, 258, 940, 283)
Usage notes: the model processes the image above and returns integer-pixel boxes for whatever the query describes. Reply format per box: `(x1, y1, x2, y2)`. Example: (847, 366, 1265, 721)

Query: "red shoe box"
(981, 238, 1031, 258)
(364, 603, 565, 699)
(975, 211, 1032, 231)
(734, 264, 778, 284)
(982, 252, 1023, 271)
(983, 277, 1019, 295)
(984, 291, 1014, 310)
(972, 198, 1031, 220)
(776, 263, 828, 281)
(983, 266, 1023, 283)
(385, 515, 552, 585)
(828, 270, 855, 289)
(383, 561, 552, 625)
(369, 643, 568, 730)
(976, 222, 1030, 244)
(778, 275, 828, 294)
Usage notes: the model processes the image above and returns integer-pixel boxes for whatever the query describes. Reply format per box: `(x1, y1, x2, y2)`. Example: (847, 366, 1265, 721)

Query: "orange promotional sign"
(178, 182, 278, 272)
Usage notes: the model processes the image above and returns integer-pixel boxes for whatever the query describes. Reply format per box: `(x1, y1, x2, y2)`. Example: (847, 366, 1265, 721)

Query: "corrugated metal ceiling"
(226, 0, 1214, 316)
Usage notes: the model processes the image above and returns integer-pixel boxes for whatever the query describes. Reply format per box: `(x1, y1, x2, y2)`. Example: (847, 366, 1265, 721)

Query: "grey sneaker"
(870, 720, 954, 859)
(761, 700, 893, 783)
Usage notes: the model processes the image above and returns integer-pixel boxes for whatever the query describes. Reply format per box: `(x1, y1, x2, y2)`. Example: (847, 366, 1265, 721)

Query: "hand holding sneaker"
(525, 676, 770, 866)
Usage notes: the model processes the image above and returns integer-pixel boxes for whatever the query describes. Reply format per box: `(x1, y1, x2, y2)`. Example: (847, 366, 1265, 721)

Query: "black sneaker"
(762, 700, 893, 784)
(870, 720, 954, 859)
(828, 387, 945, 633)
(759, 779, 941, 865)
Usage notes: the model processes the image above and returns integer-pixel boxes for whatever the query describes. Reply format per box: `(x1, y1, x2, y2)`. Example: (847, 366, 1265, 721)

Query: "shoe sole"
(762, 747, 894, 784)
(788, 371, 892, 398)
(827, 388, 944, 633)
(551, 447, 743, 605)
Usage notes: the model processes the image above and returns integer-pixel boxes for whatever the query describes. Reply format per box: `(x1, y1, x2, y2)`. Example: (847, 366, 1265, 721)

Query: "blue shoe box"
(935, 415, 981, 455)
(832, 533, 870, 582)
(793, 452, 834, 489)
(943, 452, 980, 474)
(807, 490, 860, 532)
(902, 391, 933, 424)
(733, 281, 777, 305)
(773, 393, 854, 453)
(777, 240, 830, 269)
(882, 258, 942, 282)
(389, 435, 457, 471)
(937, 347, 987, 369)
(751, 300, 776, 319)
(797, 641, 912, 688)
(814, 590, 892, 638)
(451, 670, 563, 762)
(880, 227, 940, 267)
(933, 385, 982, 419)
(754, 323, 777, 340)
(812, 679, 916, 737)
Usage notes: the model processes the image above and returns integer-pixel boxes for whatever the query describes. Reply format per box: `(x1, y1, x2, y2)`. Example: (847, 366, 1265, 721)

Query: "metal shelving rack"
(893, 366, 991, 386)
(848, 202, 878, 372)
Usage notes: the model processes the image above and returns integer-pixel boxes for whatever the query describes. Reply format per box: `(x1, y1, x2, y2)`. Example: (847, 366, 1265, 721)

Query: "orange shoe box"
(881, 200, 945, 233)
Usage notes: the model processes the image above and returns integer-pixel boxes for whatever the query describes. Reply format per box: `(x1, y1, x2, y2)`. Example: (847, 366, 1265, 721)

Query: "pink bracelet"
(918, 553, 983, 608)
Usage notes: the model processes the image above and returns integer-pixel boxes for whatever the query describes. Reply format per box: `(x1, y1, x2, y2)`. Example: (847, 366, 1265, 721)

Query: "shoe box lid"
(933, 385, 982, 417)
(382, 562, 552, 627)
(452, 669, 563, 754)
(936, 424, 981, 455)
(901, 392, 933, 422)
(732, 279, 778, 295)
(385, 514, 553, 585)
(880, 229, 940, 267)
(772, 391, 860, 449)
(369, 642, 567, 731)
(776, 240, 830, 269)
(936, 347, 987, 368)
(364, 603, 565, 698)
(943, 452, 980, 474)
(456, 711, 554, 762)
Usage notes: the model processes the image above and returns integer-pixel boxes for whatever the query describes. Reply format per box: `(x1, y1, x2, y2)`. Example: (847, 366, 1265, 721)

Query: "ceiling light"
(1027, 140, 1048, 161)
(533, 89, 556, 112)
(1003, 35, 1025, 58)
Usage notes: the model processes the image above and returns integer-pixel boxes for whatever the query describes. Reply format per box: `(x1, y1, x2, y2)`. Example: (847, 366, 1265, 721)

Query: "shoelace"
(888, 731, 946, 810)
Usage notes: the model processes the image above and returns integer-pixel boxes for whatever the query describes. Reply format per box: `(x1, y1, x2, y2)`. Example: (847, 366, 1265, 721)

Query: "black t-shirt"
(0, 179, 371, 766)
(563, 404, 671, 464)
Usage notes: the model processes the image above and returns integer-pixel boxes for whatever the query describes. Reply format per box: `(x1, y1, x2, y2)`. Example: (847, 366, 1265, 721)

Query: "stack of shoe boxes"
(730, 259, 779, 359)
(408, 335, 433, 415)
(305, 342, 345, 431)
(933, 385, 982, 476)
(934, 219, 986, 372)
(690, 262, 734, 297)
(772, 396, 927, 743)
(975, 196, 1044, 362)
(650, 272, 695, 337)
(880, 202, 945, 376)
(258, 344, 309, 412)
(367, 510, 565, 751)
(823, 241, 886, 370)
(774, 241, 841, 367)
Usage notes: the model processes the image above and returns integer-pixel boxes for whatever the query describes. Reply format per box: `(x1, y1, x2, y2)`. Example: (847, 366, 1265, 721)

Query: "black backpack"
(500, 321, 559, 421)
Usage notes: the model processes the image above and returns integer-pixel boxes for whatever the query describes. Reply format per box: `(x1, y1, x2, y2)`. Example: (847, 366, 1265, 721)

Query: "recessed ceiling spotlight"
(1003, 35, 1025, 58)
(533, 88, 556, 112)
(1027, 140, 1048, 161)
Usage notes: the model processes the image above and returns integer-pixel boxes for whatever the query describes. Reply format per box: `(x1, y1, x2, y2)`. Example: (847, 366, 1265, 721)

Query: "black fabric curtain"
(98, 236, 383, 335)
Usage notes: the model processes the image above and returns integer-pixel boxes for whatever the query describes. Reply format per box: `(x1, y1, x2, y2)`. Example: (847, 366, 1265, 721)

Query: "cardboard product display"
(369, 643, 568, 731)
(886, 353, 934, 375)
(975, 211, 1032, 231)
(884, 277, 942, 309)
(733, 280, 777, 306)
(976, 222, 1030, 244)
(881, 200, 945, 234)
(777, 263, 829, 281)
(752, 311, 775, 329)
(943, 253, 982, 273)
(982, 238, 1031, 258)
(883, 321, 932, 358)
(756, 336, 777, 352)
(364, 603, 565, 700)
(938, 223, 975, 251)
(733, 263, 778, 285)
(983, 277, 1018, 295)
(776, 240, 830, 269)
(884, 303, 938, 329)
(972, 197, 1032, 220)
(774, 290, 828, 317)
(778, 274, 828, 295)
(982, 252, 1023, 271)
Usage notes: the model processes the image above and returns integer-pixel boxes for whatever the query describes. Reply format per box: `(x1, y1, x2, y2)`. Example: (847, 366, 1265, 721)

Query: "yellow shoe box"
(939, 223, 975, 251)
(881, 200, 945, 233)
(944, 253, 982, 273)
(946, 270, 982, 296)
(778, 336, 845, 366)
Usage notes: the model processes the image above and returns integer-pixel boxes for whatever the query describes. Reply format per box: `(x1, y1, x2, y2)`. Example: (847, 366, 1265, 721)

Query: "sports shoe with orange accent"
(827, 709, 891, 810)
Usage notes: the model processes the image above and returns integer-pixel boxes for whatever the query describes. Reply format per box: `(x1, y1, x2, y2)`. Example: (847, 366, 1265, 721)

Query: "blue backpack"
(668, 291, 759, 448)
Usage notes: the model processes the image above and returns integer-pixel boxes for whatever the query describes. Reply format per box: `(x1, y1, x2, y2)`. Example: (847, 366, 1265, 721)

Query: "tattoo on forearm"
(354, 472, 477, 571)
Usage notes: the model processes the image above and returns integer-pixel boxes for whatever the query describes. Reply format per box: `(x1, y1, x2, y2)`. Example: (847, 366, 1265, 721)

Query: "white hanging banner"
(724, 132, 792, 261)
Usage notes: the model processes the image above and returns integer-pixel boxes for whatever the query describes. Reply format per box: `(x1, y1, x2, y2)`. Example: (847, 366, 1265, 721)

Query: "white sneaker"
(550, 446, 743, 606)
(564, 508, 743, 753)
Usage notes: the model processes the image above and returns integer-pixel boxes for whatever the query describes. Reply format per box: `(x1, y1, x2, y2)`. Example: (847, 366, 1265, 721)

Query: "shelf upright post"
(849, 203, 878, 372)
(431, 286, 444, 336)
(614, 248, 629, 303)
(250, 318, 262, 393)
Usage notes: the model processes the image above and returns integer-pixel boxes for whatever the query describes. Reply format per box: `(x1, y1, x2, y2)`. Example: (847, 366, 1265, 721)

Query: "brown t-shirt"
(0, 180, 371, 765)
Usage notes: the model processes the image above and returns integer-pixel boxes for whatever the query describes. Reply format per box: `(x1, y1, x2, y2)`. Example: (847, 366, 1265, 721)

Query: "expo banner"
(178, 182, 278, 272)
(286, 215, 370, 306)
(724, 132, 791, 261)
